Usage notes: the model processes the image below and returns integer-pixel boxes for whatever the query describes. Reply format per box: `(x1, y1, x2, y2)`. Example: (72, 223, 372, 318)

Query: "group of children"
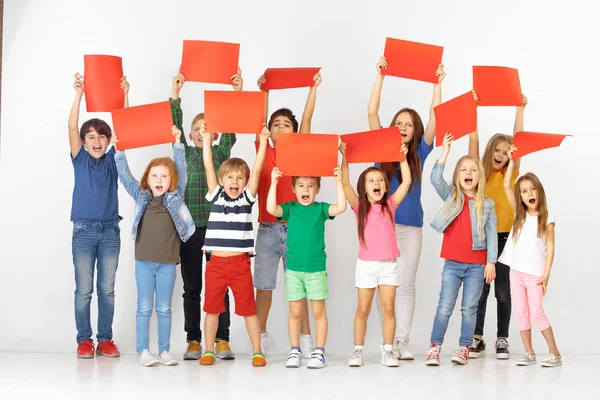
(68, 55, 561, 370)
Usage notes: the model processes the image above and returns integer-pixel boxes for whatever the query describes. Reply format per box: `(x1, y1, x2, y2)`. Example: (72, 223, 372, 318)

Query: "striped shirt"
(203, 186, 256, 254)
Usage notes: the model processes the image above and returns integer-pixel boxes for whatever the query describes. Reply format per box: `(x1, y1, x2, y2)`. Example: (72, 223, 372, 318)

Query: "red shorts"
(204, 253, 256, 317)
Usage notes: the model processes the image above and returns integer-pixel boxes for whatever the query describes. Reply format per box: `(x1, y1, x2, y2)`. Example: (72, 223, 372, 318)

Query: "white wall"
(1, 0, 598, 355)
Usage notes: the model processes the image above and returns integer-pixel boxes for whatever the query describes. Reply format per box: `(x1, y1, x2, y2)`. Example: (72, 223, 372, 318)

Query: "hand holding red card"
(111, 101, 174, 150)
(83, 55, 124, 112)
(342, 127, 405, 163)
(260, 67, 321, 90)
(512, 131, 572, 159)
(276, 133, 339, 177)
(434, 92, 478, 146)
(382, 38, 444, 83)
(180, 40, 239, 84)
(473, 66, 522, 106)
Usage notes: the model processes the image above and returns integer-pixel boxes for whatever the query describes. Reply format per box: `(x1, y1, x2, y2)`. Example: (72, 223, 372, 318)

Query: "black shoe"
(495, 337, 510, 359)
(469, 338, 485, 358)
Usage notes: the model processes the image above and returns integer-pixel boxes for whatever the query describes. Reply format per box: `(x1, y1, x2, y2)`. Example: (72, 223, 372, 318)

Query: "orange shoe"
(200, 351, 217, 365)
(96, 340, 120, 357)
(77, 340, 95, 359)
(252, 352, 267, 367)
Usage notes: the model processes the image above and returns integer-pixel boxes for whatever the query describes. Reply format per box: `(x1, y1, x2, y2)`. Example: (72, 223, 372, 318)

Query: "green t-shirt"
(277, 201, 334, 272)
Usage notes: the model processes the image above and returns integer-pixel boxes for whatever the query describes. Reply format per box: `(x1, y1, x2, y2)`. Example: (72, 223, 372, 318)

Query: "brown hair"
(268, 108, 299, 132)
(292, 176, 321, 187)
(512, 173, 549, 242)
(356, 167, 394, 247)
(379, 108, 424, 186)
(79, 118, 112, 141)
(482, 133, 513, 182)
(191, 112, 205, 129)
(218, 158, 250, 180)
(140, 157, 178, 192)
(443, 156, 486, 231)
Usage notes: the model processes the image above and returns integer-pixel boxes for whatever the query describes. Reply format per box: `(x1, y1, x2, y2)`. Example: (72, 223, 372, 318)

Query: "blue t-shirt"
(70, 147, 120, 222)
(375, 135, 433, 227)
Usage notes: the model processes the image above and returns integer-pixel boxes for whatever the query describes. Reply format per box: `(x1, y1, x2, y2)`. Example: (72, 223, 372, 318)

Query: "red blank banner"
(204, 91, 265, 134)
(382, 37, 444, 83)
(434, 91, 478, 146)
(512, 131, 572, 159)
(276, 133, 339, 177)
(473, 66, 522, 106)
(180, 40, 239, 84)
(111, 101, 174, 150)
(83, 55, 124, 112)
(260, 67, 321, 90)
(342, 127, 405, 163)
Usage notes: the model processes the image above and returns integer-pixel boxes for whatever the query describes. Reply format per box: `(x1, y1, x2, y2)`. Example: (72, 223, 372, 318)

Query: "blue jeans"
(72, 221, 121, 345)
(430, 260, 485, 347)
(135, 260, 177, 353)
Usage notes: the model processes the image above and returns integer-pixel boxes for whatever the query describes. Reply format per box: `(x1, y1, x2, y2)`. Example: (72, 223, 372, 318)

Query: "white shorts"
(355, 259, 400, 289)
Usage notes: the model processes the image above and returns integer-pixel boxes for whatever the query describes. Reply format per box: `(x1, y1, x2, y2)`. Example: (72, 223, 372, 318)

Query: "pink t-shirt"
(352, 196, 401, 261)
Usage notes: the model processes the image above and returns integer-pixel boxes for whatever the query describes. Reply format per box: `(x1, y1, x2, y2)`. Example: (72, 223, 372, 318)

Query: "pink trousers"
(510, 268, 551, 331)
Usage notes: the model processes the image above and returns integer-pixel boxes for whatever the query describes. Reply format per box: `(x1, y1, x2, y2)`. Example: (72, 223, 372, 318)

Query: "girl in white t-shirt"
(499, 146, 561, 367)
(339, 142, 411, 367)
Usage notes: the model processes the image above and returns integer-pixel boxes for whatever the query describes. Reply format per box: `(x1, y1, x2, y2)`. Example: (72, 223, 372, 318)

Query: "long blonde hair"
(482, 133, 513, 182)
(443, 156, 487, 231)
(512, 173, 549, 242)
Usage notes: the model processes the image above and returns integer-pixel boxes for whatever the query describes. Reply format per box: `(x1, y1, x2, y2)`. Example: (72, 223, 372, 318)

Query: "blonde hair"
(443, 155, 486, 231)
(218, 157, 250, 180)
(512, 173, 549, 242)
(191, 112, 205, 129)
(140, 157, 178, 192)
(482, 133, 513, 182)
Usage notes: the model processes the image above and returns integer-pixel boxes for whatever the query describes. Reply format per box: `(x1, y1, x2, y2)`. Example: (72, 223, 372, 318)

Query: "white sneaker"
(516, 352, 537, 366)
(381, 346, 400, 367)
(139, 350, 159, 367)
(159, 351, 178, 366)
(393, 338, 415, 360)
(300, 334, 315, 359)
(261, 332, 272, 356)
(285, 349, 302, 368)
(540, 354, 562, 367)
(307, 349, 326, 369)
(348, 347, 364, 367)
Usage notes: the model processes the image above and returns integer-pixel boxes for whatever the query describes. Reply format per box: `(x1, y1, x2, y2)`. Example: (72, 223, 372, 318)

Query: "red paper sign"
(180, 40, 239, 84)
(382, 38, 444, 83)
(276, 133, 339, 177)
(83, 55, 124, 112)
(512, 131, 572, 159)
(111, 101, 174, 150)
(434, 92, 478, 146)
(342, 127, 405, 163)
(204, 91, 265, 134)
(473, 66, 522, 106)
(260, 67, 321, 90)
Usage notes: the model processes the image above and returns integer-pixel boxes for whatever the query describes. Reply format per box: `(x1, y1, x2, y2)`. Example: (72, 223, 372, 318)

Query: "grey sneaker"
(495, 337, 510, 359)
(393, 339, 415, 360)
(183, 340, 202, 360)
(469, 338, 486, 358)
(516, 352, 537, 366)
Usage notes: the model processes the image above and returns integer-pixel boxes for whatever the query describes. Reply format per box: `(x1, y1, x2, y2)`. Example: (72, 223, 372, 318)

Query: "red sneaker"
(77, 340, 95, 359)
(96, 340, 120, 357)
(425, 344, 441, 366)
(451, 346, 470, 365)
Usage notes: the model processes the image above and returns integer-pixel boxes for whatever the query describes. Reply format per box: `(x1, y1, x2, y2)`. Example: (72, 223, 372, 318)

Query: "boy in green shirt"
(266, 166, 347, 369)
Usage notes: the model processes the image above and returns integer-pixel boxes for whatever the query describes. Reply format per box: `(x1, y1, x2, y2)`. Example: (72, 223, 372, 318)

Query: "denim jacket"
(114, 143, 195, 242)
(430, 161, 498, 263)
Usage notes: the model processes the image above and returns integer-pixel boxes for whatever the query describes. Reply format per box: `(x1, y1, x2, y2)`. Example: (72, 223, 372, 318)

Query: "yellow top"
(486, 169, 519, 233)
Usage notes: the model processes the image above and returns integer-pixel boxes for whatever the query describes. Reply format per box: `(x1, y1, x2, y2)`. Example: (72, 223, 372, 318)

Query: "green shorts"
(285, 270, 328, 301)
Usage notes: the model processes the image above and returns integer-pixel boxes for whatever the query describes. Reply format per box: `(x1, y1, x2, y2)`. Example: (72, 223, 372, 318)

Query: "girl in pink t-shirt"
(339, 142, 411, 367)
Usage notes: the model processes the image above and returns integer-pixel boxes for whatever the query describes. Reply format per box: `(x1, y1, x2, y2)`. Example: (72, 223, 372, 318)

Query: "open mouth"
(373, 188, 381, 196)
(230, 187, 239, 196)
(155, 185, 163, 192)
(464, 178, 473, 185)
(494, 158, 503, 165)
(528, 199, 536, 205)
(92, 145, 102, 152)
(302, 194, 309, 201)
(401, 133, 407, 138)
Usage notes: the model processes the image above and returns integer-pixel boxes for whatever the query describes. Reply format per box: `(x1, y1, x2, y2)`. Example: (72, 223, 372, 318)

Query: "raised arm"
(538, 222, 555, 295)
(256, 74, 270, 142)
(338, 142, 359, 208)
(468, 90, 480, 158)
(423, 64, 446, 147)
(248, 126, 271, 197)
(68, 73, 84, 158)
(328, 166, 348, 216)
(299, 73, 322, 133)
(113, 135, 141, 200)
(121, 76, 130, 108)
(170, 126, 187, 194)
(511, 94, 527, 173)
(431, 133, 455, 200)
(393, 144, 412, 205)
(170, 72, 189, 148)
(200, 122, 218, 194)
(367, 57, 387, 130)
(503, 145, 518, 211)
(266, 167, 284, 218)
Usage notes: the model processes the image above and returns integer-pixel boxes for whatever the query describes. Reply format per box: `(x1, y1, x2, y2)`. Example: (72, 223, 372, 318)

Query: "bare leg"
(378, 285, 397, 345)
(255, 289, 272, 333)
(541, 326, 560, 356)
(310, 300, 328, 348)
(244, 314, 263, 354)
(203, 313, 219, 353)
(519, 329, 534, 355)
(288, 300, 304, 347)
(353, 288, 376, 345)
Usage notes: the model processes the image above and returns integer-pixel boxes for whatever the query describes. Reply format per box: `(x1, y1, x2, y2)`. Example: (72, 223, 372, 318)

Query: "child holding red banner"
(425, 133, 498, 366)
(266, 165, 347, 369)
(339, 141, 411, 367)
(113, 127, 195, 367)
(198, 124, 271, 368)
(498, 148, 561, 367)
(467, 93, 528, 359)
(368, 57, 445, 360)
(68, 72, 129, 359)
(253, 73, 322, 357)
(170, 69, 243, 361)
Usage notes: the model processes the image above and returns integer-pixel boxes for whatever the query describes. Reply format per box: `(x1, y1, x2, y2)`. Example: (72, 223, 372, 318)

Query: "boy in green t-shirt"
(266, 166, 347, 369)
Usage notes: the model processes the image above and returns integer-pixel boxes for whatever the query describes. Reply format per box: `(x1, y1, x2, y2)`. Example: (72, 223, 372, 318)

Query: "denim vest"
(430, 161, 498, 263)
(115, 143, 195, 242)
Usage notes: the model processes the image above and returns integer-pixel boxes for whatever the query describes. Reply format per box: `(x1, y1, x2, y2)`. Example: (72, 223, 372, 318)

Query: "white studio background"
(1, 0, 598, 356)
